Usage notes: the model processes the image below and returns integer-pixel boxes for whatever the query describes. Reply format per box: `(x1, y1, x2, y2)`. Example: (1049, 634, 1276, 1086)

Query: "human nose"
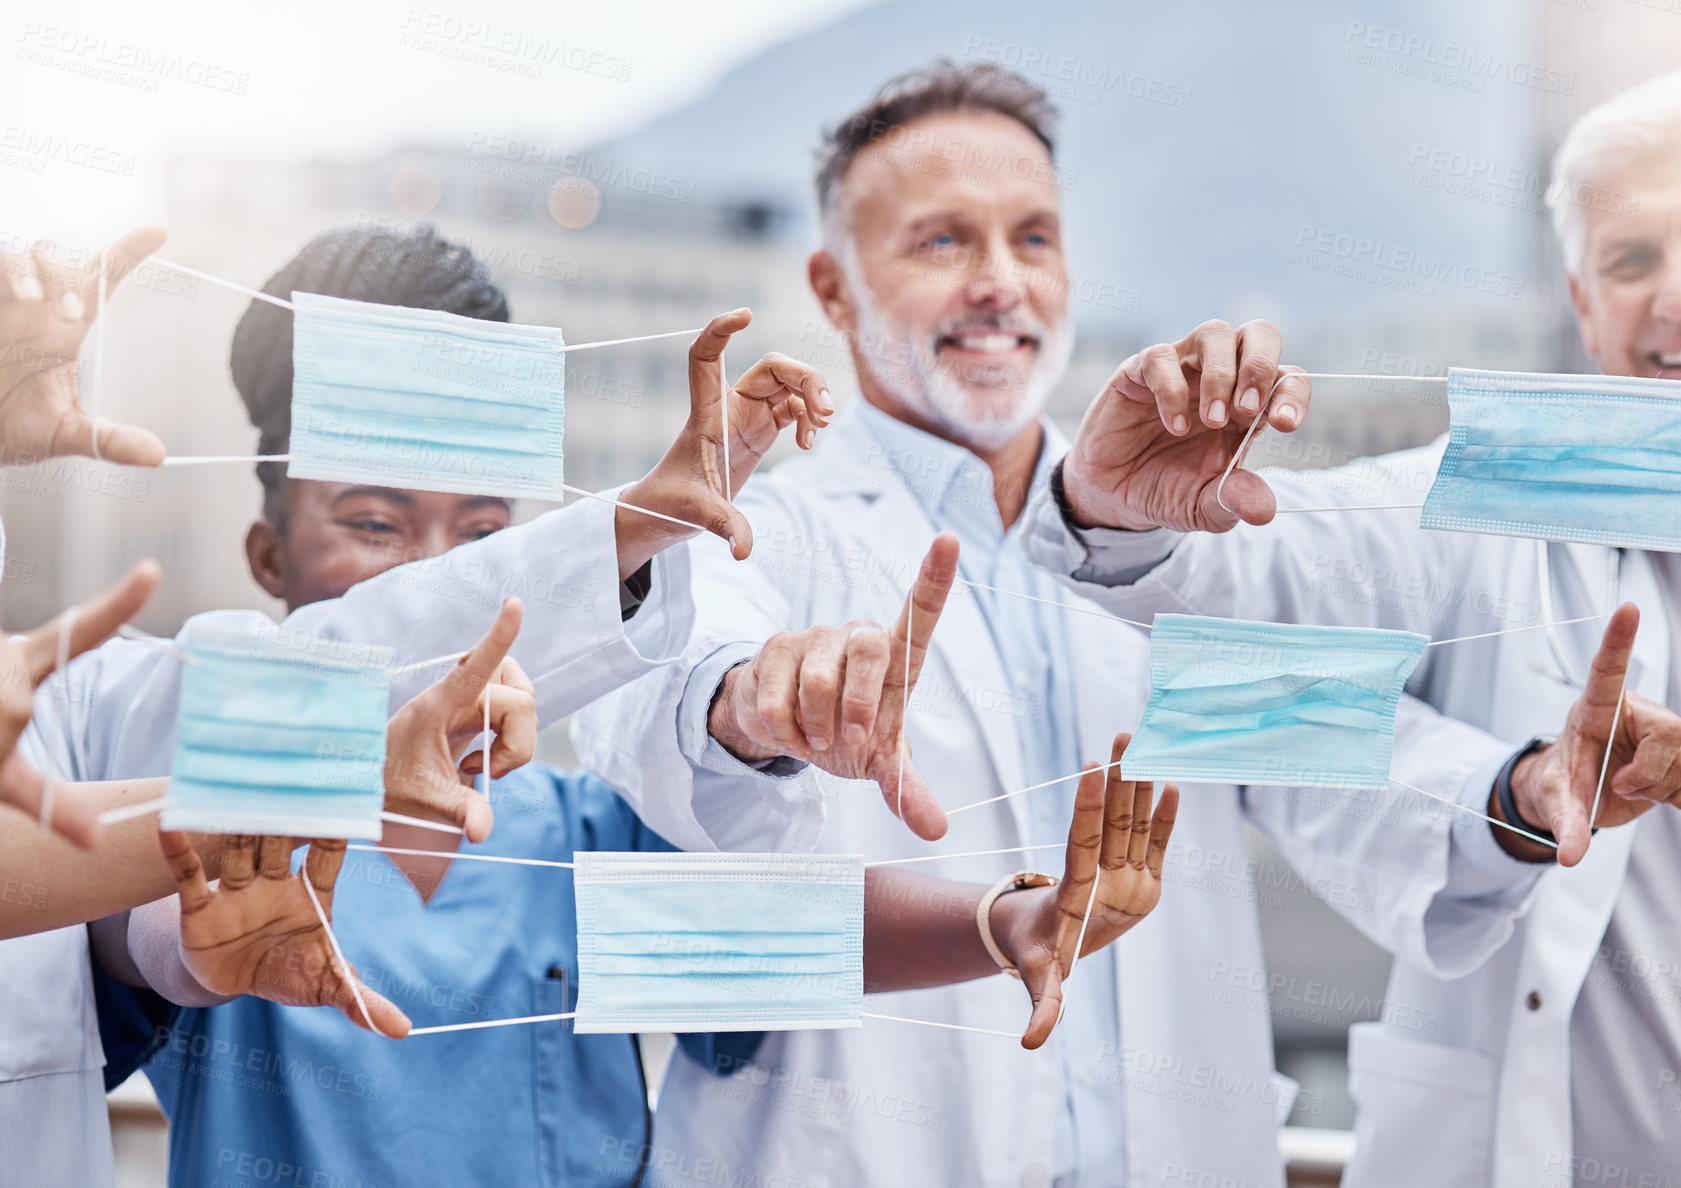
(962, 233, 1025, 311)
(1652, 250, 1681, 327)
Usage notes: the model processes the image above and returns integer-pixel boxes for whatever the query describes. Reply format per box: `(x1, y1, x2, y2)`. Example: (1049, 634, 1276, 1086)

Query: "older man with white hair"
(1017, 70, 1681, 1186)
(574, 61, 1584, 1187)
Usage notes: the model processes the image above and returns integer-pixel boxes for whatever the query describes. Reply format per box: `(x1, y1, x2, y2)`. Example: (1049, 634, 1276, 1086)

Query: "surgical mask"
(573, 851, 864, 1033)
(289, 292, 567, 500)
(1421, 367, 1681, 551)
(1122, 614, 1428, 790)
(161, 622, 391, 839)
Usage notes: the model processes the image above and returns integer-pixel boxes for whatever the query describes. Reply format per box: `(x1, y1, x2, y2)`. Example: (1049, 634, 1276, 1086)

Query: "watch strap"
(977, 870, 1058, 980)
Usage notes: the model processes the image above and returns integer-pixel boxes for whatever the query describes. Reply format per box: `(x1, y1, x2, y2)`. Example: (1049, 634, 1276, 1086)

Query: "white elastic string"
(720, 346, 731, 500)
(897, 598, 911, 824)
(388, 649, 469, 677)
(866, 842, 1066, 868)
(948, 758, 1124, 817)
(861, 1011, 1020, 1039)
(408, 1011, 577, 1036)
(345, 843, 575, 870)
(1212, 371, 1449, 516)
(559, 483, 710, 533)
(1588, 674, 1629, 831)
(1053, 864, 1105, 1031)
(479, 675, 492, 806)
(1388, 776, 1558, 850)
(114, 623, 194, 664)
(1426, 613, 1611, 649)
(97, 795, 174, 826)
(953, 578, 1152, 632)
(40, 606, 77, 829)
(554, 327, 704, 354)
(161, 454, 292, 467)
(379, 811, 464, 836)
(301, 854, 382, 1035)
(151, 256, 295, 309)
(1270, 503, 1426, 514)
(89, 249, 105, 462)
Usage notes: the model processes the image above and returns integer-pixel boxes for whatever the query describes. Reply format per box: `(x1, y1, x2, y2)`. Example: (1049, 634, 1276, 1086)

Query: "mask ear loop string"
(89, 249, 106, 463)
(1212, 371, 1297, 517)
(720, 348, 731, 502)
(40, 604, 77, 830)
(301, 847, 383, 1036)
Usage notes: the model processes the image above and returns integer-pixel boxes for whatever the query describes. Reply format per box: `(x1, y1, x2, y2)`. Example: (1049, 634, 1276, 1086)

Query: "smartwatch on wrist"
(977, 871, 1058, 979)
(1494, 735, 1567, 857)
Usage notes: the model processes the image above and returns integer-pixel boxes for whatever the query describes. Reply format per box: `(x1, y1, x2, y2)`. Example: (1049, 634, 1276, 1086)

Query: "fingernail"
(1274, 404, 1297, 427)
(810, 737, 829, 752)
(1170, 414, 1188, 435)
(728, 536, 738, 552)
(16, 277, 42, 302)
(845, 724, 866, 745)
(58, 291, 83, 319)
(1239, 387, 1260, 412)
(1208, 400, 1226, 425)
(819, 388, 833, 413)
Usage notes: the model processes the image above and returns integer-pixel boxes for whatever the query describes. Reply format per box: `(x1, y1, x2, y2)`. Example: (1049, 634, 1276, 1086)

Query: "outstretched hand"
(1060, 318, 1312, 533)
(384, 597, 535, 843)
(991, 734, 1179, 1049)
(160, 831, 411, 1037)
(1505, 603, 1681, 865)
(0, 225, 170, 466)
(0, 560, 160, 846)
(615, 307, 834, 574)
(709, 533, 960, 840)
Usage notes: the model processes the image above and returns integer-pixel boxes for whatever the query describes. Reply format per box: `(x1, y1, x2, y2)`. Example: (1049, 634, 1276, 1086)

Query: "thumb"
(703, 497, 754, 561)
(25, 560, 161, 682)
(873, 749, 948, 841)
(1198, 466, 1272, 530)
(58, 407, 166, 468)
(329, 973, 411, 1038)
(1019, 962, 1064, 1051)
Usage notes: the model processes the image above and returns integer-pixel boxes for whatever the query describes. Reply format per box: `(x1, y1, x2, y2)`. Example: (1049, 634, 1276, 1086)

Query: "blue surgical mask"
(161, 622, 391, 839)
(1122, 614, 1428, 790)
(289, 292, 567, 500)
(1421, 367, 1681, 551)
(573, 852, 864, 1033)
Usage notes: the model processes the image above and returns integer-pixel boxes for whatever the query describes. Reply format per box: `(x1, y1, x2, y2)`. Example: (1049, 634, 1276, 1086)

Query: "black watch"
(1493, 736, 1566, 857)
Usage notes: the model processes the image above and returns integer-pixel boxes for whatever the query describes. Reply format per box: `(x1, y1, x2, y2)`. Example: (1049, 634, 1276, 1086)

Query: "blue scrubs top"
(137, 767, 760, 1187)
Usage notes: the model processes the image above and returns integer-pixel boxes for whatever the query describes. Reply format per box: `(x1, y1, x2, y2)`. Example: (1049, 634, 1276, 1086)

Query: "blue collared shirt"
(134, 766, 758, 1188)
(856, 403, 1127, 1188)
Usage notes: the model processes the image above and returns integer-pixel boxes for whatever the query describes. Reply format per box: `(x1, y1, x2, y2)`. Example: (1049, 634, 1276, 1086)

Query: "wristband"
(977, 871, 1058, 979)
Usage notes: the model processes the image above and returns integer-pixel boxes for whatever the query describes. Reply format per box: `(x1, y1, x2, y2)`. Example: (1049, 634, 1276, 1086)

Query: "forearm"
(0, 776, 194, 938)
(862, 869, 999, 993)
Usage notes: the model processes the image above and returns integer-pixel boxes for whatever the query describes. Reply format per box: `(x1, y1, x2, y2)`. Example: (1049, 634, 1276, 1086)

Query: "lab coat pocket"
(1344, 1022, 1493, 1188)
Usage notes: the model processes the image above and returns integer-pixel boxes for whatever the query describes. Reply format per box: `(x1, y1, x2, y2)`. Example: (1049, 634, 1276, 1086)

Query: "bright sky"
(1, 0, 872, 240)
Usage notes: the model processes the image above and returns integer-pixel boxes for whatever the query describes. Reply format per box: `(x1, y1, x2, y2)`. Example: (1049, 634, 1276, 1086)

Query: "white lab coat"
(0, 493, 692, 1188)
(574, 416, 1539, 1188)
(1025, 441, 1671, 1188)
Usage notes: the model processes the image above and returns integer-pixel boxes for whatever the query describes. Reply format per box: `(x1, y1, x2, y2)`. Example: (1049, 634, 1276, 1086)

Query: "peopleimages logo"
(1342, 21, 1575, 95)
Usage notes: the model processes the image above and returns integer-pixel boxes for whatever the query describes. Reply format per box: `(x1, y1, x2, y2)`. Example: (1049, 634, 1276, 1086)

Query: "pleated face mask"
(1122, 614, 1428, 790)
(573, 852, 865, 1033)
(160, 623, 391, 839)
(1421, 367, 1681, 551)
(288, 292, 567, 500)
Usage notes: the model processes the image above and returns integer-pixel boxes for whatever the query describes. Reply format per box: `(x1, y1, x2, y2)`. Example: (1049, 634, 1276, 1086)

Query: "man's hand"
(0, 560, 160, 846)
(1499, 602, 1681, 866)
(708, 533, 959, 840)
(615, 308, 833, 577)
(0, 225, 170, 466)
(1059, 319, 1312, 533)
(383, 597, 535, 843)
(991, 734, 1178, 1049)
(159, 831, 411, 1036)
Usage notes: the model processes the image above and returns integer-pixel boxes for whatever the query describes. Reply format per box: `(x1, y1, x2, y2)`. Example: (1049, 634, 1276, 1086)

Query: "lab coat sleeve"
(1021, 445, 1461, 634)
(284, 487, 694, 723)
(1244, 694, 1544, 980)
(572, 528, 827, 855)
(20, 489, 691, 785)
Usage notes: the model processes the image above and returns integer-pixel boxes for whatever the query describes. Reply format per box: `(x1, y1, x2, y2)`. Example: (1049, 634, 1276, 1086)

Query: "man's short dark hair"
(814, 60, 1059, 223)
(230, 223, 508, 528)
